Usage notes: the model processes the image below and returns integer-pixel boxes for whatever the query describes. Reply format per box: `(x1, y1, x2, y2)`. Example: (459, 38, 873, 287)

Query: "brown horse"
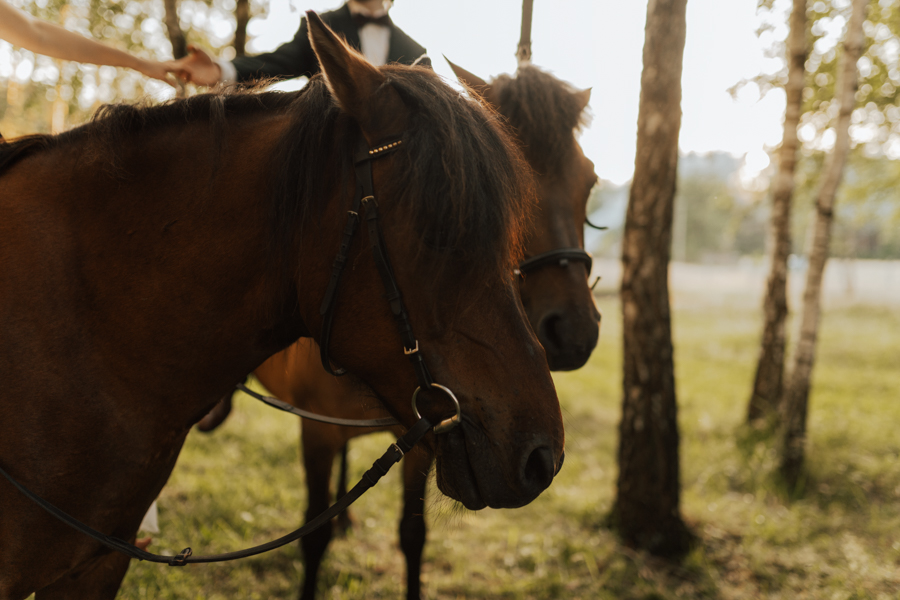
(450, 62, 601, 371)
(0, 14, 565, 599)
(197, 62, 599, 600)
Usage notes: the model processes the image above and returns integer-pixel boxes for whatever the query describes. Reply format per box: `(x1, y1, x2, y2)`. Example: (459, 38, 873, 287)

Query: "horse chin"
(433, 427, 488, 510)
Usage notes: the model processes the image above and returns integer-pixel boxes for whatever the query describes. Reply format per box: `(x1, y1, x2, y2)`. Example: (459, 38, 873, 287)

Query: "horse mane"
(0, 135, 54, 174)
(0, 83, 294, 176)
(0, 69, 533, 279)
(270, 67, 534, 278)
(490, 64, 590, 176)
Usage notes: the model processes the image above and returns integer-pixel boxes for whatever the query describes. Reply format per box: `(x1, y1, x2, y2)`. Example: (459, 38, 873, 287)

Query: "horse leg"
(299, 423, 339, 600)
(399, 446, 433, 600)
(33, 549, 131, 600)
(332, 443, 352, 536)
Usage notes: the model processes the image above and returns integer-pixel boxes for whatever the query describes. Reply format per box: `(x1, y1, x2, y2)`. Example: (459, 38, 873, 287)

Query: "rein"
(0, 134, 462, 566)
(237, 382, 399, 428)
(0, 419, 430, 567)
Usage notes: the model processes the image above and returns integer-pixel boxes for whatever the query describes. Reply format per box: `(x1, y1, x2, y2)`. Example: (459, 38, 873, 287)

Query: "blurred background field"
(117, 287, 900, 599)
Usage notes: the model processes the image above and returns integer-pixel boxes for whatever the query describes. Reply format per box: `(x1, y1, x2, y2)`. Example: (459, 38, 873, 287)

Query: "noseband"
(514, 221, 606, 283)
(515, 247, 593, 277)
(317, 135, 461, 434)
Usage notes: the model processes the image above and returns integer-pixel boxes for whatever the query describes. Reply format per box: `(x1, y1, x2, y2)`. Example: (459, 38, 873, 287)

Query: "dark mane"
(0, 84, 296, 176)
(490, 65, 589, 176)
(1, 69, 533, 278)
(0, 135, 54, 174)
(270, 66, 534, 277)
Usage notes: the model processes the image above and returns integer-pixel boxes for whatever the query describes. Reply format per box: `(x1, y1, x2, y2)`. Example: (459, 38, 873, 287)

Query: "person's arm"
(170, 15, 318, 87)
(0, 0, 174, 84)
(230, 16, 317, 83)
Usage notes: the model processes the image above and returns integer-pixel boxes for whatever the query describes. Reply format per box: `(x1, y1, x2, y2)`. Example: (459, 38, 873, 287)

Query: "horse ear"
(306, 11, 386, 127)
(445, 57, 495, 105)
(574, 87, 592, 114)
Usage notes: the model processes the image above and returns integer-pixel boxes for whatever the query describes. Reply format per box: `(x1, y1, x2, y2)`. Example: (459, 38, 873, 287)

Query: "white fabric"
(357, 23, 390, 66)
(348, 1, 391, 67)
(139, 499, 159, 534)
(218, 58, 237, 84)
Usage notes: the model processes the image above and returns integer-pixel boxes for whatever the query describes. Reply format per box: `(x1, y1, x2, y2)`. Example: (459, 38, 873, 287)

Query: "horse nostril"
(538, 313, 564, 353)
(522, 446, 556, 495)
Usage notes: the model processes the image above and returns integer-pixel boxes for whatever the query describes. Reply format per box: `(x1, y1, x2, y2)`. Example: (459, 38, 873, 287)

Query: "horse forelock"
(270, 68, 534, 280)
(491, 65, 590, 176)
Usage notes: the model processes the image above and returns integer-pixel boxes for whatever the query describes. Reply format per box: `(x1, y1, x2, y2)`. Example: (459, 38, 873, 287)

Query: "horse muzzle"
(432, 415, 563, 510)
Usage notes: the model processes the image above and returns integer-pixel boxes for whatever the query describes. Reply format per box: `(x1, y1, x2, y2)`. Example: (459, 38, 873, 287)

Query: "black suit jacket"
(231, 3, 426, 83)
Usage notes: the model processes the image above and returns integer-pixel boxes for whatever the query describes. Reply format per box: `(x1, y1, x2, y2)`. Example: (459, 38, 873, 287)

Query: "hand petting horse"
(0, 13, 564, 599)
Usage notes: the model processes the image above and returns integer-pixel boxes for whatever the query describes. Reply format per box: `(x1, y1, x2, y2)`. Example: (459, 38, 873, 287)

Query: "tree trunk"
(780, 0, 867, 488)
(612, 0, 690, 558)
(747, 0, 808, 424)
(234, 0, 251, 58)
(163, 0, 187, 59)
(516, 0, 534, 65)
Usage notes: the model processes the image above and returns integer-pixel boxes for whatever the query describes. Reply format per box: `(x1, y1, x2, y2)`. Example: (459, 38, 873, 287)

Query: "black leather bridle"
(0, 134, 461, 567)
(516, 247, 593, 277)
(317, 136, 461, 434)
(514, 219, 606, 286)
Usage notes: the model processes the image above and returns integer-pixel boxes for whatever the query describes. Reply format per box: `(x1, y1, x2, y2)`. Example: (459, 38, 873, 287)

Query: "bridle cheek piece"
(318, 136, 461, 434)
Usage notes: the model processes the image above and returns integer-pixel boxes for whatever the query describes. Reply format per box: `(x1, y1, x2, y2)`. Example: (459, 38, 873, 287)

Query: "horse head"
(447, 60, 601, 371)
(296, 13, 564, 509)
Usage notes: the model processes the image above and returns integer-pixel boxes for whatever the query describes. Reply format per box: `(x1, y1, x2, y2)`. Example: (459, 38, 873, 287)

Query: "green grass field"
(117, 296, 900, 599)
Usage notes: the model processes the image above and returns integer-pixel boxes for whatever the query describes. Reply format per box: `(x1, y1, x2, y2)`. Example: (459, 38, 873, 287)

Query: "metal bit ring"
(411, 384, 461, 434)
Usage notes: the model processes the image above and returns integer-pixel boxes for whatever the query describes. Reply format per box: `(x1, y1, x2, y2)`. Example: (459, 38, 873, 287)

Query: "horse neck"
(27, 111, 317, 413)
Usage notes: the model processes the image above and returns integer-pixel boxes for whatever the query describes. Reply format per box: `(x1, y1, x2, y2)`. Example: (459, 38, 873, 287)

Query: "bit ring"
(411, 384, 461, 434)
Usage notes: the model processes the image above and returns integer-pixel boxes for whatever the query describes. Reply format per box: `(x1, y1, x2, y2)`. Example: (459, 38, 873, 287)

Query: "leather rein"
(0, 135, 460, 567)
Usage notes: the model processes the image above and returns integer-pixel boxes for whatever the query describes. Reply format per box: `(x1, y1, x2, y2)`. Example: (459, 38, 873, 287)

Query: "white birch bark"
(747, 0, 808, 424)
(780, 0, 868, 487)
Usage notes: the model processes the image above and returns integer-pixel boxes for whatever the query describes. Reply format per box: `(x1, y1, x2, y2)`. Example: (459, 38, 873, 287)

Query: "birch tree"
(747, 0, 809, 424)
(780, 0, 868, 488)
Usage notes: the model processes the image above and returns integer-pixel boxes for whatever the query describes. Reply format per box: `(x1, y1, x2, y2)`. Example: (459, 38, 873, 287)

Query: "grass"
(116, 296, 900, 599)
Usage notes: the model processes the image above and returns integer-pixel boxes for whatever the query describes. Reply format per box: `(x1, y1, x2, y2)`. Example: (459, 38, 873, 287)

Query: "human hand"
(168, 45, 222, 87)
(136, 58, 179, 88)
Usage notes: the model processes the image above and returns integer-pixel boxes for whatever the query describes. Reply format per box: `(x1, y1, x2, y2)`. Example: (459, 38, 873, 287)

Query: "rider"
(0, 0, 175, 141)
(170, 0, 426, 87)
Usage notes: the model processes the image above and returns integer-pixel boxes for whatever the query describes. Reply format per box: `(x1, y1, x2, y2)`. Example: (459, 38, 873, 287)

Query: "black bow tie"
(352, 13, 392, 28)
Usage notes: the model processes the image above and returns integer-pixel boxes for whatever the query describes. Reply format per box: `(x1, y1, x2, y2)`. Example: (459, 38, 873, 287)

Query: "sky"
(244, 0, 791, 185)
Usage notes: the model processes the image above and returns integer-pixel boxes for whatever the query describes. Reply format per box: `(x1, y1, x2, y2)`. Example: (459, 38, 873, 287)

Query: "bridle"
(0, 134, 461, 566)
(317, 135, 461, 434)
(515, 219, 606, 288)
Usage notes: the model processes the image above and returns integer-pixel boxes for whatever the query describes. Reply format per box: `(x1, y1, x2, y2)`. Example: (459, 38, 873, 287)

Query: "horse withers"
(0, 13, 564, 599)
